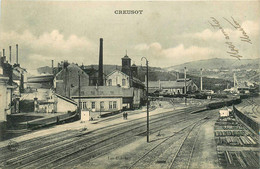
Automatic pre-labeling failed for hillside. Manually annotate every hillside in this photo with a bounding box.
[165,58,259,71]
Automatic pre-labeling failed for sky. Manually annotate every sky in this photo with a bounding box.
[0,0,259,70]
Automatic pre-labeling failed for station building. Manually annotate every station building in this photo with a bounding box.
[71,86,126,112]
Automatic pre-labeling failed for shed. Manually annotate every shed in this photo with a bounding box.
[219,109,229,117]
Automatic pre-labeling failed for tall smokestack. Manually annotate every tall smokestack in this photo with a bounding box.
[3,49,6,63]
[98,38,104,86]
[200,68,203,91]
[9,46,12,64]
[184,67,187,94]
[16,44,18,64]
[51,60,54,74]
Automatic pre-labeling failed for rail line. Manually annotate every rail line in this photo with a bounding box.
[2,106,205,169]
[53,116,205,169]
[0,106,200,166]
[33,111,206,169]
[168,117,207,169]
[127,117,208,169]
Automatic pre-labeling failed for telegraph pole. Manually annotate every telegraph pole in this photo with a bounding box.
[184,67,187,94]
[200,68,203,91]
[78,71,81,118]
[184,67,187,105]
[142,57,149,143]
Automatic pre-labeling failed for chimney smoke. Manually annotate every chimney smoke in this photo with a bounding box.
[98,38,104,86]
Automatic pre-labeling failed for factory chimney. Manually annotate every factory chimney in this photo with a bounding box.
[9,46,12,64]
[2,49,6,62]
[234,73,237,88]
[200,68,203,91]
[51,60,54,74]
[184,67,187,94]
[16,44,18,64]
[98,38,104,86]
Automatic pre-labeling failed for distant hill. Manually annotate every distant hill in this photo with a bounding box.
[37,64,164,76]
[37,66,53,74]
[165,58,259,71]
[37,63,232,91]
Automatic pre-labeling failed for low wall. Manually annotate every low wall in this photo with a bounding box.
[233,106,259,134]
[0,121,7,141]
[26,111,77,130]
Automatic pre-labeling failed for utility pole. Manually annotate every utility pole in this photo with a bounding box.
[9,46,11,64]
[51,60,54,75]
[142,57,149,143]
[200,68,203,91]
[184,67,187,105]
[78,71,81,118]
[184,67,187,94]
[16,44,18,64]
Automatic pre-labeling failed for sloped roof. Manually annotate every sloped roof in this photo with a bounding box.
[133,77,145,87]
[148,80,192,89]
[55,63,89,79]
[106,69,128,78]
[55,93,77,105]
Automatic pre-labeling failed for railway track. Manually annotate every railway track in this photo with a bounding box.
[62,116,206,169]
[1,106,206,169]
[0,106,194,164]
[168,117,206,169]
[32,110,206,169]
[127,117,208,169]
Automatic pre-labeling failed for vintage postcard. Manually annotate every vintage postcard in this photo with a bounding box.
[0,0,259,168]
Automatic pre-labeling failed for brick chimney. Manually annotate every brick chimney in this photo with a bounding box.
[98,38,104,86]
[2,49,6,63]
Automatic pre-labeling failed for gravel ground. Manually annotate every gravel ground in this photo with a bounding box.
[189,112,221,169]
[84,109,222,169]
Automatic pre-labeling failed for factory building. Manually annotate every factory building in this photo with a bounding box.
[148,78,198,95]
[106,53,145,109]
[54,63,89,98]
[71,86,125,112]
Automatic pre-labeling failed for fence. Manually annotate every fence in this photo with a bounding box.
[233,106,259,134]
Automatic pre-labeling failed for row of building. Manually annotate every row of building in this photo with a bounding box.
[0,39,201,126]
[25,38,145,115]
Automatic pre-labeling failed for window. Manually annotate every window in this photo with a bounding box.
[113,101,117,109]
[81,91,84,95]
[108,79,112,86]
[91,102,95,109]
[122,79,126,86]
[79,102,82,109]
[109,101,113,109]
[83,102,87,110]
[100,101,104,109]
